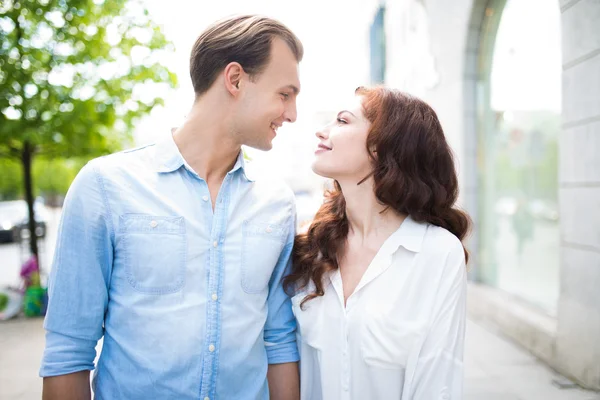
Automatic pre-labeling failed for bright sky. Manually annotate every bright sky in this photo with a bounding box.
[130,0,563,188]
[491,0,562,112]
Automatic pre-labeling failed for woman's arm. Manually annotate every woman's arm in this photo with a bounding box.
[408,241,467,399]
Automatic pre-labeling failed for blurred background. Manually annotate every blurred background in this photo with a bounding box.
[1,0,599,399]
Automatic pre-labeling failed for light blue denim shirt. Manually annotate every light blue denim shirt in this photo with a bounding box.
[40,134,299,399]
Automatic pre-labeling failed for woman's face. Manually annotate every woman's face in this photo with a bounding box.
[312,95,373,181]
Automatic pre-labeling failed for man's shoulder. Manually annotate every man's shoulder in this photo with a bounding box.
[88,143,158,175]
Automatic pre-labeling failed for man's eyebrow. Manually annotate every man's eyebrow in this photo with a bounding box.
[282,84,300,95]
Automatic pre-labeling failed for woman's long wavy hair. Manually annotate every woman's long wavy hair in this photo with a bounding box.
[284,86,472,306]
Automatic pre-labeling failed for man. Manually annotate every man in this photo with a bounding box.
[40,15,303,400]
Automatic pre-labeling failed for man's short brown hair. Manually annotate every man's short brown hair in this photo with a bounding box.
[190,15,304,96]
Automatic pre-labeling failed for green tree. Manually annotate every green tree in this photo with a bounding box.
[34,157,84,205]
[0,158,22,200]
[0,157,87,203]
[0,0,177,265]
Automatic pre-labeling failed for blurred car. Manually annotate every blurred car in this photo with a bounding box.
[494,196,518,216]
[0,199,48,243]
[494,196,559,222]
[528,199,559,222]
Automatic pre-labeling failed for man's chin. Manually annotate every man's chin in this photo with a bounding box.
[245,141,273,152]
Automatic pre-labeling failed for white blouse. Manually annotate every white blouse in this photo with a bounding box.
[292,216,467,400]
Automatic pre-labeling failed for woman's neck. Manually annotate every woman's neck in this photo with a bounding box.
[337,177,407,243]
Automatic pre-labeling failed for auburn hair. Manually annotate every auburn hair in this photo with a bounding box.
[285,86,471,306]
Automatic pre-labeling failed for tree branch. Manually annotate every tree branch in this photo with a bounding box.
[0,145,21,160]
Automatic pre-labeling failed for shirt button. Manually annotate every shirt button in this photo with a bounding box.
[211,293,218,301]
[204,397,210,400]
[209,344,215,352]
[202,195,209,202]
[150,220,158,228]
[213,241,218,248]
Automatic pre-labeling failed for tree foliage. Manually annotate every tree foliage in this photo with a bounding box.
[0,0,177,262]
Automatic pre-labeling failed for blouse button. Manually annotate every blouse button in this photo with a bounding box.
[440,388,450,400]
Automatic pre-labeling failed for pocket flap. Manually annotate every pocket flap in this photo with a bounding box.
[119,214,185,234]
[243,220,286,240]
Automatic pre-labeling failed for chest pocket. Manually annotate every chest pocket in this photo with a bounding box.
[241,220,287,294]
[360,311,426,369]
[120,214,186,295]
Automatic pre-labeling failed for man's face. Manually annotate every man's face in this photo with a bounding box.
[234,37,301,151]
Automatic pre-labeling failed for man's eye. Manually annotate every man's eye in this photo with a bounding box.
[337,118,347,124]
[281,93,290,99]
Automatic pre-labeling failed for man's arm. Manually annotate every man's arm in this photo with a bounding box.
[264,202,300,400]
[43,371,91,400]
[267,362,299,400]
[40,161,114,399]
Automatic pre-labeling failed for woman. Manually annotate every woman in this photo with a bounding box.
[285,86,471,399]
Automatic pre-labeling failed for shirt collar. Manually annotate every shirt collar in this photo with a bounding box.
[382,215,427,255]
[153,134,184,173]
[153,133,254,182]
[329,215,427,299]
[229,150,255,182]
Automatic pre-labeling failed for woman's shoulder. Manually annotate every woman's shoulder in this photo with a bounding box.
[420,223,465,258]
[413,224,467,282]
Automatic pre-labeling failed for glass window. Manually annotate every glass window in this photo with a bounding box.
[479,0,561,314]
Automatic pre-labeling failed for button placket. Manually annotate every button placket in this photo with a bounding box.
[200,174,234,399]
[342,315,350,391]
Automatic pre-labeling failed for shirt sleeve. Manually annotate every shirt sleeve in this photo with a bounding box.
[409,240,467,400]
[263,202,300,364]
[39,161,114,377]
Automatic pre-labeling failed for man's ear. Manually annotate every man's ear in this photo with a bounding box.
[224,62,244,96]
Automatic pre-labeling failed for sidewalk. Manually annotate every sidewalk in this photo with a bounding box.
[0,317,598,399]
[464,320,599,400]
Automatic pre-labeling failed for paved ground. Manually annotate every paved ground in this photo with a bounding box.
[1,316,598,399]
[463,319,599,400]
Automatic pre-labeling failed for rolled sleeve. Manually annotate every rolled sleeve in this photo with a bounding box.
[263,208,299,365]
[40,331,98,377]
[40,161,114,377]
